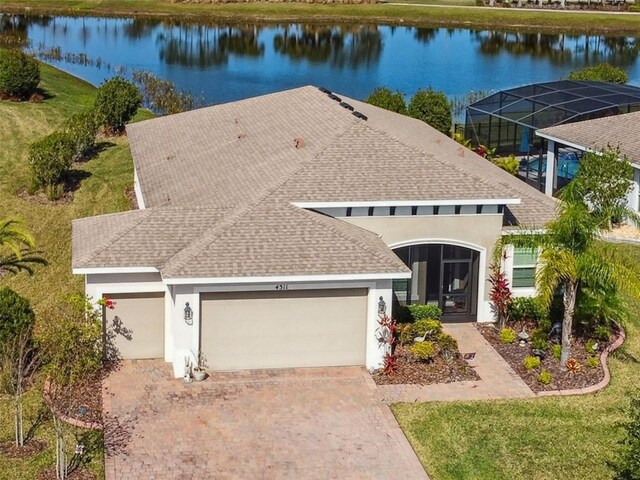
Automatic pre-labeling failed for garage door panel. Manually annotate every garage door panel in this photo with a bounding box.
[201,289,367,371]
[104,292,164,360]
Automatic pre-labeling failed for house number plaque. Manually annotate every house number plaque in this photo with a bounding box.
[274,284,289,290]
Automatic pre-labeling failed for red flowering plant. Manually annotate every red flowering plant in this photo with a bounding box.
[97,295,116,310]
[376,312,398,376]
[489,261,512,330]
[474,144,497,160]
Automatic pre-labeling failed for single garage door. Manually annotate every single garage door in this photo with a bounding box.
[103,292,164,360]
[200,289,368,371]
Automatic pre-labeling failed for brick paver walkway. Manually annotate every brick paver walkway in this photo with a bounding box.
[376,323,534,403]
[102,363,428,479]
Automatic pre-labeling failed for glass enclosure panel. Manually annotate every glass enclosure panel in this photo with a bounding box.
[443,295,468,315]
[442,261,471,295]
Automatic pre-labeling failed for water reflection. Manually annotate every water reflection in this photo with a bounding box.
[273,25,381,68]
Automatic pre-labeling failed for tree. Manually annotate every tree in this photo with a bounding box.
[407,88,452,136]
[567,63,628,84]
[0,49,40,100]
[365,87,406,114]
[0,218,46,275]
[499,180,640,368]
[0,330,45,448]
[571,147,637,230]
[94,76,142,134]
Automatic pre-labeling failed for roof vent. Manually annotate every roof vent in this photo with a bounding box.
[340,102,354,111]
[318,87,331,94]
[328,93,341,102]
[294,137,305,149]
[352,111,368,121]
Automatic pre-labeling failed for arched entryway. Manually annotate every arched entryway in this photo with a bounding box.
[392,243,480,322]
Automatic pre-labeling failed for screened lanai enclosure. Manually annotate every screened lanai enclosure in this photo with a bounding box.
[464,81,640,191]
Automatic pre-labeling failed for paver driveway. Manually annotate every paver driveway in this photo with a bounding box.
[102,362,428,479]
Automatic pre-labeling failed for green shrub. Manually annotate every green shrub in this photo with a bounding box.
[28,131,74,200]
[567,63,628,84]
[365,87,406,114]
[587,356,600,369]
[499,327,517,344]
[530,329,549,351]
[0,49,40,100]
[396,323,414,346]
[94,76,142,134]
[64,108,99,161]
[0,287,35,348]
[537,369,552,385]
[410,341,436,361]
[494,155,519,176]
[523,356,541,370]
[585,339,598,355]
[609,394,640,479]
[552,344,562,360]
[539,317,552,334]
[437,333,459,352]
[407,87,452,136]
[408,304,443,321]
[411,318,443,340]
[508,297,545,323]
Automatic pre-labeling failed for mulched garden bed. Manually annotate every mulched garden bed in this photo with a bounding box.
[0,439,47,458]
[477,322,613,393]
[45,373,104,428]
[372,345,480,385]
[37,467,96,480]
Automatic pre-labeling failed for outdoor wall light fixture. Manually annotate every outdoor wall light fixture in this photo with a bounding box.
[184,302,193,325]
[378,296,386,316]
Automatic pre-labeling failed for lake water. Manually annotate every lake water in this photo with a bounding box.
[2,14,640,107]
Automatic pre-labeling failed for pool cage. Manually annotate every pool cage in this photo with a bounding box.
[464,81,640,191]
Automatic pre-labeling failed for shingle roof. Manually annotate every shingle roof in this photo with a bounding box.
[73,86,558,276]
[537,110,640,166]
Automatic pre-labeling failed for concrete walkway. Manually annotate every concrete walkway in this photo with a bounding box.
[376,323,534,403]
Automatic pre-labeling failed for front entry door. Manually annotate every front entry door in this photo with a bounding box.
[440,259,472,321]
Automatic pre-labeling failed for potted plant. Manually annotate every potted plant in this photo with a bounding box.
[193,352,208,382]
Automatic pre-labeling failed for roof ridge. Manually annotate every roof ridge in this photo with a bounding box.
[73,209,152,267]
[162,118,361,277]
[293,207,409,272]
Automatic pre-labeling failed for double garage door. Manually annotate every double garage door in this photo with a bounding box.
[200,289,368,371]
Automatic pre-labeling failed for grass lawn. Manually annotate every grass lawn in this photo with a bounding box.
[0,62,153,479]
[2,0,640,34]
[393,243,640,480]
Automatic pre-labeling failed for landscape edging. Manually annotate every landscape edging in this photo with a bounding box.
[42,379,103,431]
[536,324,626,397]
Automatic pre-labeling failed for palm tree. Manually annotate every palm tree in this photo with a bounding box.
[0,218,46,275]
[498,182,640,368]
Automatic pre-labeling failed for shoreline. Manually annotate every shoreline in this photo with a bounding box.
[3,1,640,34]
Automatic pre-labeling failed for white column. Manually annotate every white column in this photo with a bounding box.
[366,280,392,371]
[544,140,556,196]
[628,168,640,213]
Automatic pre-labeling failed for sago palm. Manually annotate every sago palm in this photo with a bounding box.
[498,182,640,368]
[0,218,46,275]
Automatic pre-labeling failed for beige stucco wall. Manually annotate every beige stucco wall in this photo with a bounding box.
[341,214,504,302]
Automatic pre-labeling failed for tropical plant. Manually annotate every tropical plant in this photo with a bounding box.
[453,132,471,149]
[365,86,406,114]
[489,263,512,329]
[94,76,142,134]
[566,358,581,373]
[523,356,541,370]
[0,218,46,275]
[407,87,452,136]
[552,344,562,360]
[586,356,600,369]
[508,296,545,324]
[567,63,628,84]
[0,48,40,99]
[537,369,551,385]
[497,177,640,369]
[494,155,519,176]
[376,313,397,376]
